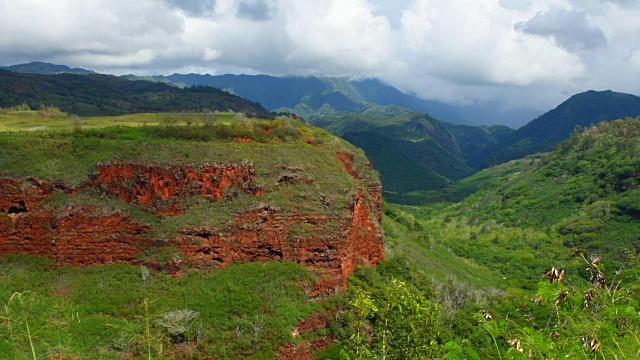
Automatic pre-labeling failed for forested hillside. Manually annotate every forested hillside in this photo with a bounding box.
[161,74,464,123]
[313,106,511,201]
[0,70,269,117]
[0,61,94,75]
[478,90,640,166]
[393,116,640,358]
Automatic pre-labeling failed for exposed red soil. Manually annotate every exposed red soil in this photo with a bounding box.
[0,157,383,294]
[175,187,383,294]
[88,162,261,214]
[277,313,333,360]
[0,177,66,214]
[0,205,150,265]
[303,138,319,146]
[335,152,360,179]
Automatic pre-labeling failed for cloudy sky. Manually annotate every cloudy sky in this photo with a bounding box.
[1,0,639,119]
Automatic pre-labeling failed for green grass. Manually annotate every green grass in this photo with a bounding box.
[0,110,246,132]
[0,111,381,358]
[0,254,319,359]
[382,203,501,290]
[403,118,640,289]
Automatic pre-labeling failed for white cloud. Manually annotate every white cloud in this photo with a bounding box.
[391,0,585,105]
[202,48,221,61]
[515,8,607,51]
[282,0,395,75]
[0,0,638,120]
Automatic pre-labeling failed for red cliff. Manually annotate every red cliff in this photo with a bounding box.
[0,156,383,293]
[89,162,262,214]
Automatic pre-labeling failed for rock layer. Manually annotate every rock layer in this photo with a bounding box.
[0,157,383,293]
[89,162,262,214]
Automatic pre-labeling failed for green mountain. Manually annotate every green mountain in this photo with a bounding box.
[161,73,464,122]
[478,90,640,166]
[312,106,511,201]
[0,69,269,116]
[334,116,640,359]
[0,61,95,75]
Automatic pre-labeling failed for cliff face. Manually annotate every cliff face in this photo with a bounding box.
[0,155,383,293]
[0,205,150,265]
[176,187,382,293]
[89,162,262,214]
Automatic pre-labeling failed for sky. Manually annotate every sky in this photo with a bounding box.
[1,0,639,120]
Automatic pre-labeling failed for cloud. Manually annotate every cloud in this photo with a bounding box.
[163,0,216,16]
[0,0,183,67]
[0,0,639,122]
[498,0,533,10]
[396,0,585,88]
[515,8,608,51]
[603,0,639,8]
[235,0,277,21]
[282,0,395,75]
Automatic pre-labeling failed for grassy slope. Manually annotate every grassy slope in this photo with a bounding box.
[0,110,512,359]
[0,254,318,359]
[0,115,378,251]
[381,203,501,290]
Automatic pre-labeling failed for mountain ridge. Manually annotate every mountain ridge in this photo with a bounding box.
[0,61,95,75]
[0,69,270,116]
[476,90,640,166]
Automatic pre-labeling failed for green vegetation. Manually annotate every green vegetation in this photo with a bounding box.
[478,90,640,166]
[364,117,640,357]
[0,61,95,75]
[156,74,461,123]
[3,81,640,358]
[312,108,510,201]
[0,69,269,117]
[0,254,319,359]
[318,116,640,358]
[0,110,380,358]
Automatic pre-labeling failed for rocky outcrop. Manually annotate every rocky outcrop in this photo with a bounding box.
[0,205,150,265]
[175,188,383,293]
[276,313,331,360]
[0,156,383,293]
[0,177,66,214]
[88,162,262,214]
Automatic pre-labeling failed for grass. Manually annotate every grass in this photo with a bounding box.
[382,203,502,290]
[0,254,320,359]
[0,110,239,132]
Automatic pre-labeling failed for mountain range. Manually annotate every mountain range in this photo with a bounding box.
[476,90,640,166]
[2,62,540,126]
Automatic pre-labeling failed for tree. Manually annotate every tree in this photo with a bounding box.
[70,114,82,132]
[342,279,441,359]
